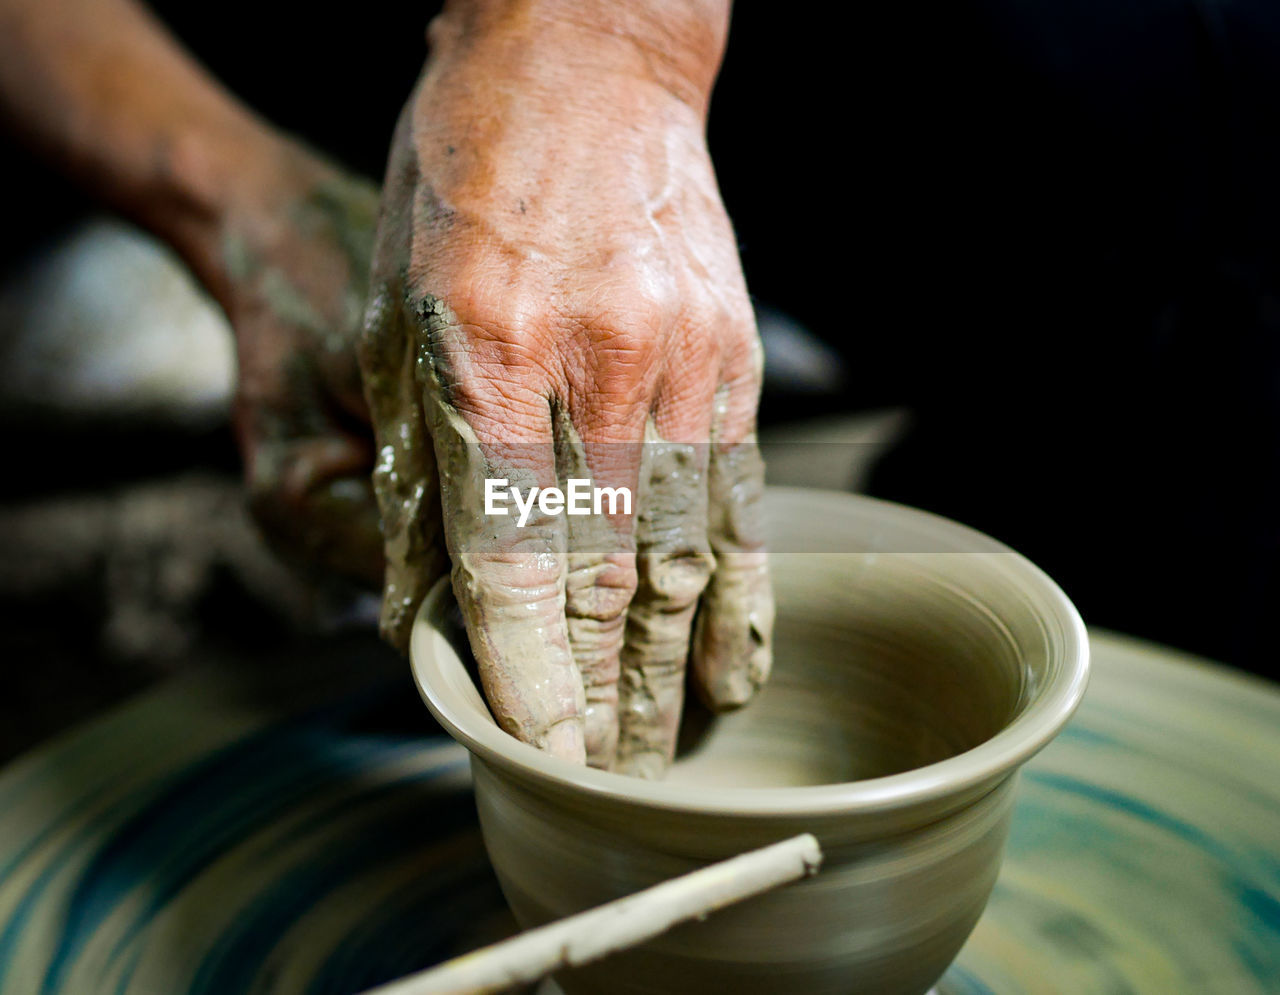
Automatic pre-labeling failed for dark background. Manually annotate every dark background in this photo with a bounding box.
[3,1,1278,681]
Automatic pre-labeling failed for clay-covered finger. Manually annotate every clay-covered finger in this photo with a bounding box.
[358,276,448,650]
[417,301,585,761]
[564,543,636,768]
[692,433,774,709]
[356,100,449,649]
[557,411,641,769]
[614,426,714,778]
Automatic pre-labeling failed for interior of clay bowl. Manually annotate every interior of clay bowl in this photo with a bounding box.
[667,552,1031,787]
[411,488,1088,815]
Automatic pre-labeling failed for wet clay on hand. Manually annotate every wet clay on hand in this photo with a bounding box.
[363,290,774,777]
[358,2,772,776]
[219,169,386,587]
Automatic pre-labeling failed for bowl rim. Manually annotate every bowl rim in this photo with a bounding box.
[410,488,1090,818]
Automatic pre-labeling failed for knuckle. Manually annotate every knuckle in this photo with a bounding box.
[444,366,543,420]
[671,318,720,367]
[457,307,538,349]
[455,552,564,613]
[569,576,636,623]
[432,265,541,346]
[567,555,637,621]
[592,322,660,364]
[639,548,714,609]
[578,314,664,392]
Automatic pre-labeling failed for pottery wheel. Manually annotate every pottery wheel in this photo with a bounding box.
[0,631,1275,993]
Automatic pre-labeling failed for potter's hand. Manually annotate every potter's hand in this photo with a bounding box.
[0,0,383,586]
[212,154,384,587]
[360,0,773,775]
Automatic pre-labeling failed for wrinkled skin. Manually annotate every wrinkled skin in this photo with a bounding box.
[359,9,774,776]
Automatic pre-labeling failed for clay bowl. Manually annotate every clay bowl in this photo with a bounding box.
[411,488,1089,994]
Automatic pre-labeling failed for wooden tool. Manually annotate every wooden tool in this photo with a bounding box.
[359,833,823,995]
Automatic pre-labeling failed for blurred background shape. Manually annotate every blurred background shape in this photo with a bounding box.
[0,218,234,427]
